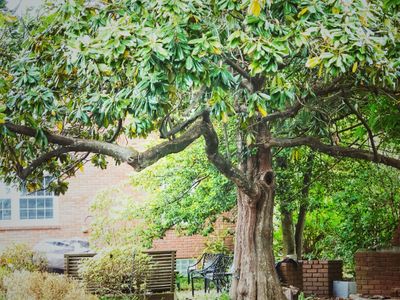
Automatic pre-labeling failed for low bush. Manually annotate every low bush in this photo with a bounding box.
[79,246,150,297]
[0,244,47,272]
[2,270,97,300]
[0,267,11,293]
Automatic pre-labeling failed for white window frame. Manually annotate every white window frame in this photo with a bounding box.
[0,198,12,220]
[0,179,59,228]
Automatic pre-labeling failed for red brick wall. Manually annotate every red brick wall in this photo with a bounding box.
[152,219,235,259]
[301,260,343,297]
[152,230,206,259]
[0,160,233,259]
[0,163,132,249]
[355,251,400,297]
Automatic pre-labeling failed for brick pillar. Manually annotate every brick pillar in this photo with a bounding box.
[392,221,400,246]
[279,261,303,290]
[301,260,343,297]
[355,251,400,297]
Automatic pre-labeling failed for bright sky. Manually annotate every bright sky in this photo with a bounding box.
[6,0,43,15]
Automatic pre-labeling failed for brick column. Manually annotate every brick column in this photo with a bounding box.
[301,260,343,297]
[391,221,400,247]
[279,261,303,290]
[355,251,400,297]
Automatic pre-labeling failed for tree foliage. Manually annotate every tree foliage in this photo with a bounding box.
[302,160,400,270]
[0,1,399,297]
[132,138,236,240]
[0,0,398,191]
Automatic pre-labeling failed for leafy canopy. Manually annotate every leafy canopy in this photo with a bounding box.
[0,0,399,193]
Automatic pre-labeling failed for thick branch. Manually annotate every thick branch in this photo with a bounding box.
[202,114,259,198]
[2,121,204,175]
[267,136,400,170]
[129,120,204,170]
[4,122,74,145]
[4,122,136,160]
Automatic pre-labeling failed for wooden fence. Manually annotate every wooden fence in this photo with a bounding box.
[64,250,176,300]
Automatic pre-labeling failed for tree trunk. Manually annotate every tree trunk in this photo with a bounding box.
[281,205,296,257]
[294,154,314,259]
[230,144,285,300]
[294,205,306,259]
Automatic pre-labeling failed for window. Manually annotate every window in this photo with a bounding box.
[176,258,197,275]
[19,177,54,220]
[0,199,11,220]
[19,198,53,220]
[0,177,58,226]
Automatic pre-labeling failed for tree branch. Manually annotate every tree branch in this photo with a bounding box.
[107,119,123,142]
[17,147,69,179]
[224,57,255,92]
[201,114,259,198]
[129,120,204,170]
[267,136,400,170]
[258,79,349,123]
[4,122,74,145]
[263,101,302,122]
[159,110,206,139]
[225,57,251,81]
[2,121,204,175]
[342,98,378,160]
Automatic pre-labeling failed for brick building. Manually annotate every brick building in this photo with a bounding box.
[0,160,233,273]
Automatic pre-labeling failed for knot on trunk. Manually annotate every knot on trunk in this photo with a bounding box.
[261,170,274,186]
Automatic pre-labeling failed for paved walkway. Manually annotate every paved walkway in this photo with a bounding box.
[176,290,225,300]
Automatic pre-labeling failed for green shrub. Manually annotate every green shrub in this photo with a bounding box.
[2,270,97,300]
[0,244,47,272]
[79,246,150,297]
[0,266,11,293]
[203,229,233,255]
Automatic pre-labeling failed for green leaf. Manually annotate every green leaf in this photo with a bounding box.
[185,56,193,70]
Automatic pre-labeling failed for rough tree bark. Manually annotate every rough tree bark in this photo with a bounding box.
[294,205,307,260]
[281,205,296,257]
[230,125,286,300]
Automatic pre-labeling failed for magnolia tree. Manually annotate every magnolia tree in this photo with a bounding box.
[1,0,400,299]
